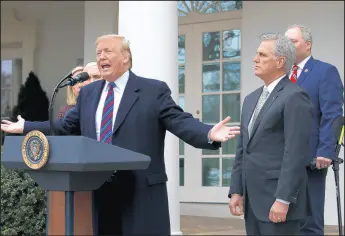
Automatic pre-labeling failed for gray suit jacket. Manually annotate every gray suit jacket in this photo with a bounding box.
[229,76,314,222]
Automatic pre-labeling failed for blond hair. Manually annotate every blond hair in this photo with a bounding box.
[95,34,132,69]
[66,66,83,105]
[66,86,77,105]
[84,62,97,68]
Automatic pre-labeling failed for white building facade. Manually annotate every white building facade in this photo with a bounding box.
[1,1,344,233]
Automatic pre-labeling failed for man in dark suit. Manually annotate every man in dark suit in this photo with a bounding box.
[228,33,314,235]
[1,34,240,235]
[285,24,344,235]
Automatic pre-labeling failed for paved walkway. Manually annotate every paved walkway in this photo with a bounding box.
[181,215,343,235]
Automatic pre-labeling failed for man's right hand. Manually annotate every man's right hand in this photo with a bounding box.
[1,115,25,134]
[229,193,244,216]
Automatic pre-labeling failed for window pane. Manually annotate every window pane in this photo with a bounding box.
[178,1,243,16]
[202,148,220,155]
[202,63,220,92]
[222,94,240,122]
[202,32,220,61]
[223,62,240,91]
[178,95,185,156]
[179,158,184,186]
[179,95,185,110]
[222,137,237,155]
[179,138,184,155]
[178,35,185,64]
[202,158,220,186]
[223,30,241,59]
[202,95,220,123]
[1,89,12,117]
[222,158,234,187]
[203,2,218,14]
[2,60,12,88]
[179,65,185,93]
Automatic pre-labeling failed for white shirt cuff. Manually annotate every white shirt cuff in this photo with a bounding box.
[276,198,290,205]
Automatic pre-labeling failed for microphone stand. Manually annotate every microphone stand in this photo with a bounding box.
[48,72,72,135]
[48,71,76,235]
[333,125,344,236]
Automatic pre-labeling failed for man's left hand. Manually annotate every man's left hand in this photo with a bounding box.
[209,116,240,142]
[269,200,289,223]
[316,157,332,169]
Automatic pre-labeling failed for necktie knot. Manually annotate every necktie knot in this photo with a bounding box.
[293,64,298,71]
[108,82,116,90]
[262,87,269,98]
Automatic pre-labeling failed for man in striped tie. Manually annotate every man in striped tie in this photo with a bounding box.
[1,34,241,235]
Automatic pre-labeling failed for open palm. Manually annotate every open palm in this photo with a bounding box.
[209,116,240,142]
[1,115,25,134]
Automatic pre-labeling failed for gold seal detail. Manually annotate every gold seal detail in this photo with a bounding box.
[21,130,49,170]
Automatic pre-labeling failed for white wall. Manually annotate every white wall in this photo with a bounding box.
[241,1,344,226]
[1,1,85,117]
[84,1,118,64]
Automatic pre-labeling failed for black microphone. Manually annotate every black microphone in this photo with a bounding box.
[58,72,90,88]
[48,71,89,135]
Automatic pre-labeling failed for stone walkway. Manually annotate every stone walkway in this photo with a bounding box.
[181,215,343,235]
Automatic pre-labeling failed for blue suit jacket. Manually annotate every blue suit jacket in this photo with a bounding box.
[297,56,344,163]
[23,70,221,234]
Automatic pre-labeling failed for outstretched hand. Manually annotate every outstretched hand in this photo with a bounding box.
[1,115,25,134]
[209,116,240,142]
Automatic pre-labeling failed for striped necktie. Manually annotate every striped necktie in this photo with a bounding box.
[290,64,298,83]
[100,82,116,144]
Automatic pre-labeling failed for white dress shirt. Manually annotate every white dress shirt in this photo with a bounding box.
[95,70,129,141]
[289,55,311,79]
[248,74,290,205]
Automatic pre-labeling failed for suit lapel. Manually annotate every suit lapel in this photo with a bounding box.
[248,76,289,142]
[90,80,106,140]
[112,70,140,134]
[297,56,316,85]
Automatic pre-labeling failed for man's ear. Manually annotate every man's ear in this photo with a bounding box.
[277,56,286,70]
[123,51,130,64]
[306,40,312,52]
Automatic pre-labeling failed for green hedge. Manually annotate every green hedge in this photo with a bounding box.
[1,164,47,235]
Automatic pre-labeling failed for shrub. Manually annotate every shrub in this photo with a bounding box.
[1,71,49,235]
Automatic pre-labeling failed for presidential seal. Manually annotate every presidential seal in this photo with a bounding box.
[22,130,49,170]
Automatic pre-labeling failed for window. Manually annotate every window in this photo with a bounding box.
[201,29,241,187]
[178,1,243,16]
[1,59,22,118]
[178,35,186,186]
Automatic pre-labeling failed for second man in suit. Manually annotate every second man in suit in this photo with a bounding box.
[228,33,314,235]
[285,24,344,235]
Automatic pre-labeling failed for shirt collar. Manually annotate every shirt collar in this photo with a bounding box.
[104,70,129,92]
[265,74,286,94]
[296,55,311,70]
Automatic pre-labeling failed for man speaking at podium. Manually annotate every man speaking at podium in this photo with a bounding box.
[1,34,240,235]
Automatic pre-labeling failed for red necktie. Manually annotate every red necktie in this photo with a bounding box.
[290,64,298,83]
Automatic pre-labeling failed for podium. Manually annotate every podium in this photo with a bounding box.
[1,134,151,235]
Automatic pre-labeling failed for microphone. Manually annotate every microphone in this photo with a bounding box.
[48,71,89,135]
[58,72,90,88]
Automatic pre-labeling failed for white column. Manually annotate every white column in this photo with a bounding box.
[84,1,119,64]
[118,1,181,235]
